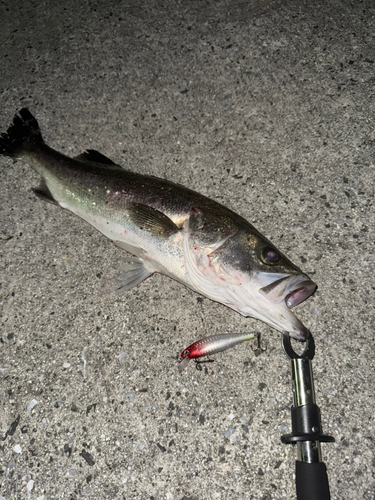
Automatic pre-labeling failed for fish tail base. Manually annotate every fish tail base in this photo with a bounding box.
[0,108,43,157]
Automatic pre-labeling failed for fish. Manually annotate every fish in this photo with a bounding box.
[179,332,255,372]
[0,109,316,340]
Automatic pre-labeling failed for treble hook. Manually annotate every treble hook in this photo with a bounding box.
[251,332,267,354]
[194,358,215,371]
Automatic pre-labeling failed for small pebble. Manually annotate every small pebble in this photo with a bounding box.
[224,428,235,439]
[27,399,37,411]
[118,352,127,363]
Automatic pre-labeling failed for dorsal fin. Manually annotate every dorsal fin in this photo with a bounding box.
[75,149,117,166]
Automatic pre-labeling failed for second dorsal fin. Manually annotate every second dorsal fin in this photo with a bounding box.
[75,149,117,166]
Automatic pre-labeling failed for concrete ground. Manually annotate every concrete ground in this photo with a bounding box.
[0,0,374,498]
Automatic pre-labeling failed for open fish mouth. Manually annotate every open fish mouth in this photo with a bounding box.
[285,280,317,309]
[253,273,317,341]
[258,273,316,308]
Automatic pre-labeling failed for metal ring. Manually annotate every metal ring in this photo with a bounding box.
[282,331,315,360]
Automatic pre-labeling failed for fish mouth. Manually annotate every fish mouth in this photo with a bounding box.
[284,280,317,309]
[259,274,316,309]
[255,273,317,341]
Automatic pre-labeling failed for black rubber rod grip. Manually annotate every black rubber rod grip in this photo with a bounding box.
[296,461,331,500]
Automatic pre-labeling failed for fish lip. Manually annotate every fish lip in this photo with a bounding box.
[285,280,317,309]
[288,325,310,341]
[281,277,316,341]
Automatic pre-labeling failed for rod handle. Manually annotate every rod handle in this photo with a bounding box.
[296,461,331,500]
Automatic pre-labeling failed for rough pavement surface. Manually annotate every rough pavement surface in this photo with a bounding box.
[0,0,374,499]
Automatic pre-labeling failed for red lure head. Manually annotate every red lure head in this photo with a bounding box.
[180,347,193,360]
[181,337,212,361]
[180,341,203,360]
[179,345,198,372]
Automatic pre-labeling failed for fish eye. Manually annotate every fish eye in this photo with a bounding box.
[183,349,190,357]
[261,247,282,265]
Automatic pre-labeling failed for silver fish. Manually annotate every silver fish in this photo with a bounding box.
[0,109,316,340]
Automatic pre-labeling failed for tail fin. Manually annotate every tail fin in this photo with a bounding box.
[0,108,44,157]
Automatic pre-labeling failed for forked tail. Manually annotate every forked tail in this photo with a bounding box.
[0,108,43,157]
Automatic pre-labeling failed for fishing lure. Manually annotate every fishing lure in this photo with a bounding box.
[179,332,255,371]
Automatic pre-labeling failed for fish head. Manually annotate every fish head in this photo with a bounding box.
[223,231,317,340]
[186,224,317,341]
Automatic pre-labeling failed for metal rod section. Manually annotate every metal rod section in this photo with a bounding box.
[297,439,322,464]
[291,357,316,407]
[291,356,322,463]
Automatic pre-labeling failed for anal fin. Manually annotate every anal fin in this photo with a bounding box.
[100,257,153,297]
[32,179,57,204]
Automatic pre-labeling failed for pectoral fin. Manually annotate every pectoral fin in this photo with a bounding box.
[127,203,180,238]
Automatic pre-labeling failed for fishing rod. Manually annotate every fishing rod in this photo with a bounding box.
[281,331,334,500]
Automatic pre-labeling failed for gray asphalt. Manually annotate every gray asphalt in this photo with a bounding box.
[0,1,374,499]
